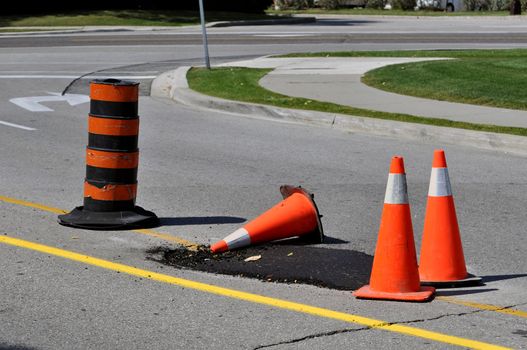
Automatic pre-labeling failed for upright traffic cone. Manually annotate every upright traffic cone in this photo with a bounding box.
[354,156,435,302]
[419,150,481,287]
[210,185,324,253]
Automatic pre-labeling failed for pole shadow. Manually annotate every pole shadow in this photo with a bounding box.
[0,344,38,350]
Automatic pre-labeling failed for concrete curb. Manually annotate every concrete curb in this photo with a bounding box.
[151,66,527,157]
[0,16,316,36]
[0,26,179,36]
[208,17,316,27]
[293,13,527,21]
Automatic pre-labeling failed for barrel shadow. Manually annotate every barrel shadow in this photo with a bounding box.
[158,216,246,226]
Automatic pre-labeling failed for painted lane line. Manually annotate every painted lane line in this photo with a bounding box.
[10,92,89,112]
[0,194,198,249]
[0,120,37,131]
[0,195,66,214]
[0,75,157,79]
[1,194,525,319]
[253,34,311,37]
[134,229,199,251]
[0,235,509,350]
[437,297,527,318]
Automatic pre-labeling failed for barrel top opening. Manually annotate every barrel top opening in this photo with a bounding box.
[91,78,139,87]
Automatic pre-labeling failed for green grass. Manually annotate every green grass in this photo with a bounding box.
[280,49,527,110]
[0,28,52,32]
[187,67,527,137]
[268,8,510,16]
[0,10,276,27]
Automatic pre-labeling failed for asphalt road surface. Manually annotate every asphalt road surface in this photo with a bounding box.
[0,17,526,350]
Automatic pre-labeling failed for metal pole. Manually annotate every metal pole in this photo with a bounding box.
[198,0,211,69]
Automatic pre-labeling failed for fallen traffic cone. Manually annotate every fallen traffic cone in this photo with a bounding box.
[419,150,482,287]
[354,156,435,302]
[210,185,324,254]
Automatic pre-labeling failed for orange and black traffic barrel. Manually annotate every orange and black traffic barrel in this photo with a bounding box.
[58,79,158,229]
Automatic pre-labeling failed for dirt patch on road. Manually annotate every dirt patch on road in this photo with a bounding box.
[148,240,373,291]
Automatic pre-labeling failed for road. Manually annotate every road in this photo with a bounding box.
[0,16,526,350]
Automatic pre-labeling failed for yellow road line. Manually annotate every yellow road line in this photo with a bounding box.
[1,194,524,323]
[0,195,66,214]
[134,229,199,251]
[437,296,527,318]
[0,235,509,350]
[0,194,200,250]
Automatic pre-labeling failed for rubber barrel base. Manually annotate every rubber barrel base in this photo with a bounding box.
[58,206,158,230]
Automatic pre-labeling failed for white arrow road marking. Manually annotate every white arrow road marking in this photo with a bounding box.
[0,120,37,131]
[9,92,89,112]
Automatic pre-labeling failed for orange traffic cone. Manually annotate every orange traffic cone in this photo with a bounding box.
[419,150,481,287]
[354,156,435,302]
[210,185,323,253]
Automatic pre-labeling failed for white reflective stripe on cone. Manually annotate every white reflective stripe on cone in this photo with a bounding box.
[384,173,409,204]
[224,227,251,250]
[428,167,452,197]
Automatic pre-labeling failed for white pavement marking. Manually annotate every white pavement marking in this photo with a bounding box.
[253,34,312,37]
[9,92,89,112]
[0,75,157,79]
[0,120,36,131]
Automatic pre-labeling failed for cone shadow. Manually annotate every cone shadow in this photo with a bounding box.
[480,274,527,283]
[158,216,246,226]
[275,235,349,246]
[436,288,498,296]
[149,239,372,291]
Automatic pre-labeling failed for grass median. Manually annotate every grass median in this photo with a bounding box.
[281,49,527,111]
[0,10,275,27]
[187,66,527,137]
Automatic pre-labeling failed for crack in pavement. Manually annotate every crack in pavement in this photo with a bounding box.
[253,327,370,350]
[252,303,527,350]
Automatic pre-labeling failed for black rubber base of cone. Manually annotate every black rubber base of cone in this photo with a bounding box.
[280,185,324,244]
[58,206,158,230]
[420,274,483,288]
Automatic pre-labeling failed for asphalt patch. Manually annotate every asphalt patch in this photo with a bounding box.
[148,240,373,291]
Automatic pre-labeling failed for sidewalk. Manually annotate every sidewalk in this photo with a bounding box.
[151,58,527,156]
[219,57,527,129]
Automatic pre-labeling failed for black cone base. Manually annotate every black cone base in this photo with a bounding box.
[280,185,324,244]
[420,274,483,288]
[58,206,158,230]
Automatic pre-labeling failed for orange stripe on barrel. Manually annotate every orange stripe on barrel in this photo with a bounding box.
[86,149,139,169]
[88,116,139,136]
[90,82,138,102]
[84,182,137,201]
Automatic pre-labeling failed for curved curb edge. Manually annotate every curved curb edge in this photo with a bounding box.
[151,66,527,157]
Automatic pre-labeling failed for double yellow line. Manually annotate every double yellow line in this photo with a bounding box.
[0,195,199,250]
[0,235,509,350]
[0,194,523,349]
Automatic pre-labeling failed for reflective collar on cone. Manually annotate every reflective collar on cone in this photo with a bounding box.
[223,228,251,250]
[384,173,409,204]
[428,168,452,197]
